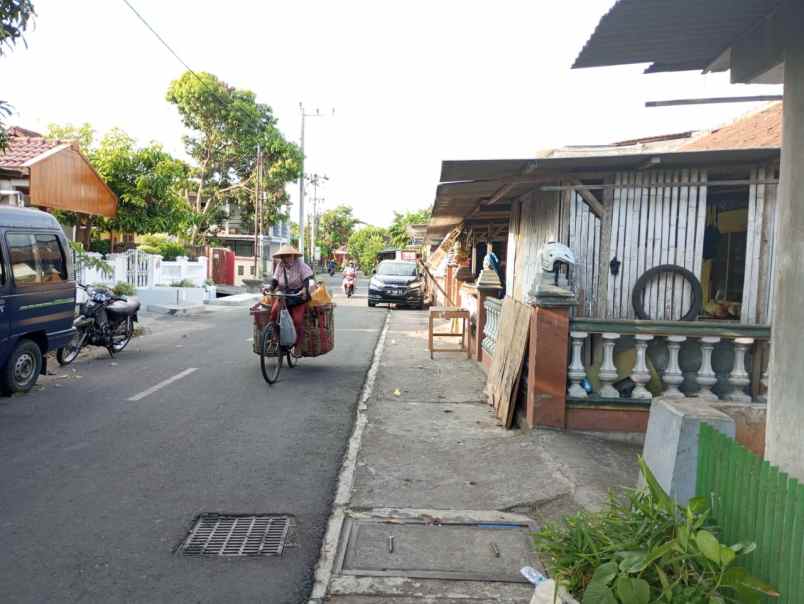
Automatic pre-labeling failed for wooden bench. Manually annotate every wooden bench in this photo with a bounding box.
[428,307,471,359]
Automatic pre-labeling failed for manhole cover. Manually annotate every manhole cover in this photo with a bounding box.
[178,514,292,557]
[335,518,536,582]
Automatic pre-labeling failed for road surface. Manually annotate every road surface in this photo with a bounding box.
[0,276,382,604]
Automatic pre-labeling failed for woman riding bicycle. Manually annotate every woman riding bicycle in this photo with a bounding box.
[266,245,314,355]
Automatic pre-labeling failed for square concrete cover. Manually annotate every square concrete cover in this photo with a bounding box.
[337,519,534,583]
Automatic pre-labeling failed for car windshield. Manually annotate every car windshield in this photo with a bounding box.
[376,262,416,277]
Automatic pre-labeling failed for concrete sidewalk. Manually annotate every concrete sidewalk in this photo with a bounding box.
[312,310,640,604]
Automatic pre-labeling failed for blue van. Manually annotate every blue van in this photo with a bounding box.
[0,207,76,394]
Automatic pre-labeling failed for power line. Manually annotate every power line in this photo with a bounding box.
[120,0,249,118]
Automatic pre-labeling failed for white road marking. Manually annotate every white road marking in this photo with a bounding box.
[127,368,198,402]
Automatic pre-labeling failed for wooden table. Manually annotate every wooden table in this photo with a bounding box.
[428,307,471,359]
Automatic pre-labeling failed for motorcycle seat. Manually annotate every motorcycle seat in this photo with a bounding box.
[107,297,141,317]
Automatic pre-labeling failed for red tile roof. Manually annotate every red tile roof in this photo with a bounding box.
[680,102,782,151]
[0,134,66,171]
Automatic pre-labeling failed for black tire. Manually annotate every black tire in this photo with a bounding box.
[631,264,703,321]
[368,301,376,308]
[57,329,84,366]
[2,339,42,395]
[108,318,133,356]
[260,324,282,384]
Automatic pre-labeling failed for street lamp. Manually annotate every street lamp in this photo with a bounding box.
[298,104,334,262]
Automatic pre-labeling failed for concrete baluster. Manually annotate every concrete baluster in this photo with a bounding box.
[567,331,588,398]
[728,338,754,403]
[662,336,687,399]
[631,335,654,399]
[759,362,769,404]
[696,337,720,401]
[599,333,620,399]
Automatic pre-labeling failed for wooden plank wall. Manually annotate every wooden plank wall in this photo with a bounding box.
[512,190,562,303]
[744,166,779,324]
[559,190,601,317]
[604,170,708,320]
[29,147,117,217]
[506,200,521,297]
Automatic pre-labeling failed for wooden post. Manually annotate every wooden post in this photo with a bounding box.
[525,305,571,429]
[476,289,488,361]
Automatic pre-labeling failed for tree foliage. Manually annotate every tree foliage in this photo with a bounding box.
[348,226,389,272]
[0,0,35,150]
[165,71,302,244]
[47,122,95,151]
[317,205,357,260]
[91,129,191,236]
[387,208,431,249]
[0,0,34,55]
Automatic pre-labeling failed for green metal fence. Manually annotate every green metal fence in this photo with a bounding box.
[697,424,804,603]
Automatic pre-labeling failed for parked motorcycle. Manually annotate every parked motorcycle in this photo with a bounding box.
[56,284,141,366]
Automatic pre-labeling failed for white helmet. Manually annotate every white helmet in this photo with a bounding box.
[541,241,576,273]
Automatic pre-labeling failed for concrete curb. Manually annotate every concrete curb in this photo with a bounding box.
[146,304,207,316]
[206,293,261,307]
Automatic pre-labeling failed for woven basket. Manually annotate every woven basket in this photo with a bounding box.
[300,304,335,357]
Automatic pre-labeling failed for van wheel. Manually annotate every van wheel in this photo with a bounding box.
[2,340,43,395]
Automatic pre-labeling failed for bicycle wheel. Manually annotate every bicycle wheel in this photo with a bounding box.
[260,324,283,384]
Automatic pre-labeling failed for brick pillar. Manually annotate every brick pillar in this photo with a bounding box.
[525,305,571,429]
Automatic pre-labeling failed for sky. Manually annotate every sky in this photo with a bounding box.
[1,0,783,228]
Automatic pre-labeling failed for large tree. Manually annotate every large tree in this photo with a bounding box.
[165,71,302,244]
[0,0,35,150]
[48,125,191,242]
[317,204,357,260]
[348,226,389,272]
[92,129,191,238]
[388,208,431,249]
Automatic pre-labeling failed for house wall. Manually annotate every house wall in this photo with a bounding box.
[29,146,117,217]
[559,190,602,317]
[508,190,562,303]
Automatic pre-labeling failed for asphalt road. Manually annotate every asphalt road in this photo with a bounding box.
[0,278,384,604]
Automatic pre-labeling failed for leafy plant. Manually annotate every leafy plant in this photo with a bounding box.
[69,241,113,275]
[534,457,778,604]
[112,281,135,297]
[169,279,196,288]
[138,234,186,261]
[348,226,389,272]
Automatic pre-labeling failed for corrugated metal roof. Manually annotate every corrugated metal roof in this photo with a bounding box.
[573,0,781,72]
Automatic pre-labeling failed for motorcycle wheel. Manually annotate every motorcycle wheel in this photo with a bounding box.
[57,330,84,366]
[108,318,133,356]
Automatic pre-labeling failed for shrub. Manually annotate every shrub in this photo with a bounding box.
[138,234,186,261]
[533,458,778,604]
[89,239,111,255]
[112,282,136,297]
[169,279,196,288]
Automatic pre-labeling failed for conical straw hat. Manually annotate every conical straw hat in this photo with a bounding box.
[274,244,302,257]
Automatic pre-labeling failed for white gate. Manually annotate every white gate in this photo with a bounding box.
[126,249,151,288]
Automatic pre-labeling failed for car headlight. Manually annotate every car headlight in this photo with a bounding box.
[408,280,423,289]
[370,278,383,289]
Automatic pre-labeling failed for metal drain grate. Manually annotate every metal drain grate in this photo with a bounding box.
[179,514,291,557]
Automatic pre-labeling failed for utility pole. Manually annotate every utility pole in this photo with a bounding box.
[253,144,261,278]
[306,173,328,268]
[298,103,333,262]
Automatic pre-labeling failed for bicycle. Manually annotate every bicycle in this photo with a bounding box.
[259,291,301,384]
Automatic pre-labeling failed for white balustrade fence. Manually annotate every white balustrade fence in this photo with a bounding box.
[566,319,771,404]
[482,297,503,356]
[73,250,208,289]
